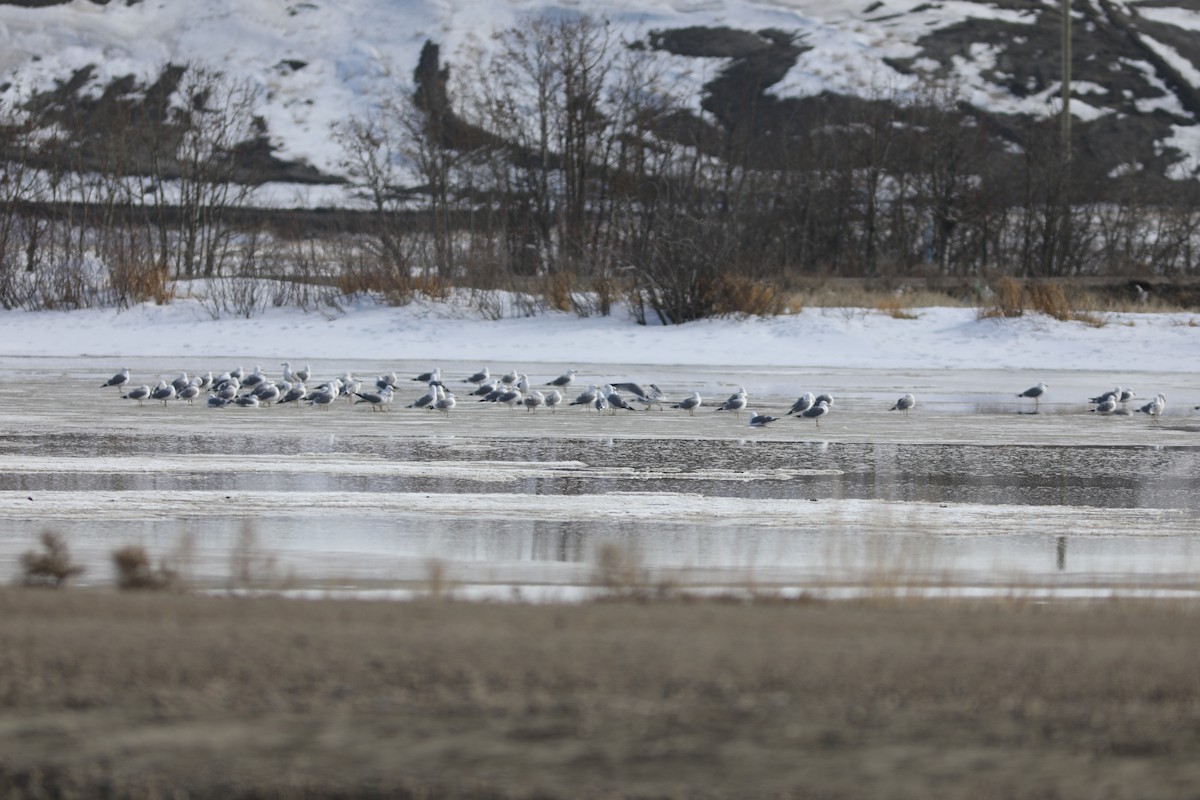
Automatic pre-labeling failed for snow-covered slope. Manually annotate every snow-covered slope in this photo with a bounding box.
[2,0,1199,183]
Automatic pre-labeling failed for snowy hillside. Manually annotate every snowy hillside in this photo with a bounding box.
[3,0,1200,188]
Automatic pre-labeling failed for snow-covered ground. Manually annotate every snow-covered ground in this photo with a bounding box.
[2,294,1198,375]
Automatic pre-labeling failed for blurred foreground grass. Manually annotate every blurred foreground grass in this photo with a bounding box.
[2,588,1199,799]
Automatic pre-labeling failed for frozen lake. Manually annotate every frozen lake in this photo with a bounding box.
[2,356,1200,599]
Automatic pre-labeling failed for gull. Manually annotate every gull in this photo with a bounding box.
[1018,382,1048,409]
[413,367,441,383]
[215,381,239,401]
[177,384,201,405]
[278,382,307,406]
[149,380,176,405]
[255,382,281,406]
[121,385,150,404]
[748,410,778,428]
[102,367,131,390]
[465,367,490,385]
[281,362,297,384]
[815,393,835,407]
[498,386,523,410]
[293,364,311,383]
[570,384,601,409]
[547,369,577,388]
[234,394,260,408]
[1089,387,1120,404]
[355,385,395,412]
[340,373,362,400]
[308,385,337,410]
[471,380,499,397]
[1137,393,1166,422]
[1091,396,1117,416]
[500,368,519,386]
[787,392,816,416]
[170,371,190,394]
[408,383,439,409]
[672,391,702,416]
[544,389,563,412]
[434,387,457,414]
[207,395,231,408]
[1118,387,1136,404]
[716,388,748,416]
[196,372,214,391]
[376,371,399,390]
[229,366,245,381]
[479,384,508,403]
[523,389,546,411]
[593,392,608,413]
[613,382,667,408]
[605,385,637,413]
[890,394,916,416]
[241,366,267,389]
[797,400,830,427]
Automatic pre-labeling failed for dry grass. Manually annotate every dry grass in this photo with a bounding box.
[2,589,1200,799]
[977,278,1108,326]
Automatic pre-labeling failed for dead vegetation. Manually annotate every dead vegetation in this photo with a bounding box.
[18,531,84,588]
[977,276,1108,326]
[1,589,1199,799]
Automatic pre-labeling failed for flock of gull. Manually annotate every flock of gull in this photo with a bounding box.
[100,365,1190,426]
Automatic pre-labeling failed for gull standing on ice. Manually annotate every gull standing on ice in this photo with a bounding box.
[798,400,831,427]
[465,367,490,385]
[605,385,637,413]
[122,385,150,404]
[716,388,748,416]
[278,382,307,406]
[434,387,457,414]
[103,367,130,390]
[547,369,577,388]
[1137,393,1166,422]
[570,384,601,409]
[544,389,563,412]
[787,392,815,416]
[408,383,439,410]
[177,383,201,405]
[498,386,524,410]
[523,389,546,412]
[1018,382,1048,410]
[355,385,394,412]
[890,394,916,416]
[672,391,702,416]
[1091,396,1118,416]
[149,380,176,405]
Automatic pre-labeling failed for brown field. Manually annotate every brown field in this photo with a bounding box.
[2,589,1200,799]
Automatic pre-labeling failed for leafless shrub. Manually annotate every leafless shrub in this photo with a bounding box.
[19,531,85,588]
[112,545,179,591]
[467,287,506,320]
[978,278,1106,326]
